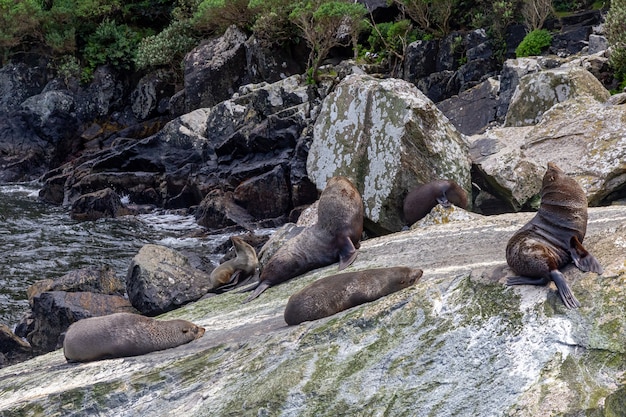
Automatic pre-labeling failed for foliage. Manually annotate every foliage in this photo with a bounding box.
[393,0,457,36]
[249,0,298,47]
[365,20,419,75]
[515,28,552,57]
[521,0,555,30]
[289,0,367,83]
[0,0,42,63]
[191,0,255,33]
[54,54,81,84]
[135,19,197,71]
[83,19,142,73]
[605,0,626,82]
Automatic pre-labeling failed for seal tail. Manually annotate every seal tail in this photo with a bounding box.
[549,270,581,309]
[569,236,603,274]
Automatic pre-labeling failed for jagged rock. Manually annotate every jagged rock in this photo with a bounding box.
[496,58,542,121]
[437,78,499,135]
[195,189,256,230]
[70,188,132,221]
[126,244,214,316]
[243,36,306,84]
[183,25,248,112]
[0,62,50,114]
[0,206,624,415]
[26,265,125,306]
[307,74,471,234]
[73,65,127,122]
[0,324,32,368]
[130,70,175,121]
[0,112,49,182]
[233,165,291,220]
[504,66,610,127]
[470,95,626,210]
[26,291,136,354]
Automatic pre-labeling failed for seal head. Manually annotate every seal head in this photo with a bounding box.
[403,180,468,225]
[209,236,259,290]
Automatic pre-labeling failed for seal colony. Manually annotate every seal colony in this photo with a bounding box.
[243,176,364,303]
[284,267,424,325]
[63,313,205,362]
[505,162,603,308]
[403,179,468,225]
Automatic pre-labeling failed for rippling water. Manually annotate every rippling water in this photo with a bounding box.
[0,184,225,329]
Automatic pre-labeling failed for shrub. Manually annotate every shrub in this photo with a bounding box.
[249,0,297,47]
[0,0,42,62]
[515,28,552,57]
[605,0,626,82]
[191,0,255,33]
[83,19,141,73]
[135,20,197,71]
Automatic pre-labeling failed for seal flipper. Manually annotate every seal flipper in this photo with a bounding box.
[337,236,358,270]
[436,194,451,208]
[242,281,271,303]
[570,236,603,274]
[506,276,550,286]
[549,270,581,309]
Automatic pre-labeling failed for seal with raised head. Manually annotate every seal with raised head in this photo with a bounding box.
[243,176,364,303]
[284,266,423,325]
[63,312,205,362]
[403,179,468,225]
[506,162,603,308]
[209,236,259,290]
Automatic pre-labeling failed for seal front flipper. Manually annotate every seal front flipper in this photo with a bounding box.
[242,281,271,303]
[507,276,550,286]
[436,194,451,208]
[549,270,581,309]
[337,235,358,270]
[569,236,603,274]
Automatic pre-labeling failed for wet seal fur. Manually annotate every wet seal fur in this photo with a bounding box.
[209,236,259,290]
[63,312,205,362]
[243,176,364,303]
[284,267,423,325]
[506,162,603,308]
[403,180,468,225]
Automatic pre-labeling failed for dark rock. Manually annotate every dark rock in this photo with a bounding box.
[244,36,306,84]
[234,165,291,220]
[0,112,49,182]
[549,26,592,56]
[0,62,50,114]
[195,189,255,230]
[126,244,214,316]
[415,70,458,103]
[130,70,176,121]
[184,25,249,112]
[74,65,127,122]
[0,323,32,367]
[70,187,132,221]
[27,291,136,353]
[404,40,439,81]
[27,265,125,306]
[437,79,499,135]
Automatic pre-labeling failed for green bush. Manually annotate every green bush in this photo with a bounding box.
[249,0,297,47]
[83,19,141,73]
[135,20,197,71]
[0,0,42,62]
[605,0,626,83]
[192,0,255,33]
[515,29,552,57]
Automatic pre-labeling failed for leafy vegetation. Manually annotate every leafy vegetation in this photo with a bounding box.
[0,0,601,84]
[515,28,552,57]
[605,0,626,90]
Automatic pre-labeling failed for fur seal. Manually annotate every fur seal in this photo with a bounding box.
[209,236,259,290]
[243,176,364,303]
[63,312,205,362]
[403,180,468,225]
[284,267,423,325]
[506,162,603,308]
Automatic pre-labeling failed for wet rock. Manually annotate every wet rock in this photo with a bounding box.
[126,244,214,316]
[26,291,136,353]
[130,70,175,121]
[233,165,291,220]
[70,187,132,221]
[0,324,32,367]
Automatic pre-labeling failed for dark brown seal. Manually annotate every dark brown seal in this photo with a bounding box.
[284,267,423,325]
[506,162,603,308]
[403,180,468,225]
[63,312,205,362]
[243,176,364,303]
[209,236,259,290]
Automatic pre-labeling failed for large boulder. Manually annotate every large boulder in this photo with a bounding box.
[307,74,471,233]
[0,206,624,415]
[470,95,626,211]
[126,244,214,316]
[504,66,610,127]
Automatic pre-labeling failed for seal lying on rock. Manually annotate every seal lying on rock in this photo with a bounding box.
[506,162,603,308]
[243,176,364,303]
[403,180,468,225]
[209,236,259,291]
[284,267,423,325]
[63,313,205,362]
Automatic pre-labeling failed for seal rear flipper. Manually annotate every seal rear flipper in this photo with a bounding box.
[549,270,581,308]
[507,276,550,286]
[338,239,358,270]
[570,236,603,274]
[242,281,271,303]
